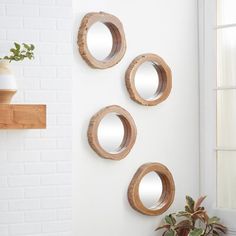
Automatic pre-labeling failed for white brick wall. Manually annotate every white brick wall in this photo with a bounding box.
[0,1,72,235]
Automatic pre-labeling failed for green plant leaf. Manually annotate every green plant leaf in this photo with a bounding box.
[186,196,195,213]
[189,228,204,236]
[165,216,174,225]
[164,215,176,226]
[2,42,35,62]
[170,214,176,225]
[208,216,220,224]
[177,211,191,217]
[23,43,30,50]
[185,205,192,213]
[178,211,187,214]
[10,48,17,54]
[14,42,20,50]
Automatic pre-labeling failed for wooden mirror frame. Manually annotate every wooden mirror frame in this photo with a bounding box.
[128,163,175,216]
[78,12,126,69]
[87,105,137,160]
[125,54,172,106]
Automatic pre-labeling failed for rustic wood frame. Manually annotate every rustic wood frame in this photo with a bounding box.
[125,54,172,106]
[128,163,175,216]
[87,105,137,160]
[78,12,126,69]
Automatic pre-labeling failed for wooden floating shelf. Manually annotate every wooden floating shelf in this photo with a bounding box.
[0,104,46,129]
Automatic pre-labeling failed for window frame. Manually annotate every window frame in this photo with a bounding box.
[199,0,236,233]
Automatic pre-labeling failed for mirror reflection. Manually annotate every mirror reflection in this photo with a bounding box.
[97,113,125,153]
[134,62,161,100]
[139,172,163,209]
[87,22,113,61]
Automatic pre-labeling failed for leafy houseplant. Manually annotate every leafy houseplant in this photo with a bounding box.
[0,42,35,104]
[0,42,35,62]
[156,196,227,236]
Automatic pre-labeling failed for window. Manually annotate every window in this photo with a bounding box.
[200,0,236,232]
[217,0,236,210]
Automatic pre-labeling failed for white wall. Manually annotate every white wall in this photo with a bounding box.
[73,0,199,236]
[0,1,72,236]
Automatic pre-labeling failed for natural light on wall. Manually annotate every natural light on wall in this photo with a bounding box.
[217,0,236,209]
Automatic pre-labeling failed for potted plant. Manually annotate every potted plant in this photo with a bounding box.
[156,196,227,236]
[0,42,35,104]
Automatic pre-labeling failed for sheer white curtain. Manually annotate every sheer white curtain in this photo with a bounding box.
[217,0,236,209]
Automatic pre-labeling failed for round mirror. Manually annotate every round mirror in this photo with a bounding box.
[125,54,172,106]
[135,62,160,100]
[97,113,125,153]
[139,172,163,209]
[87,22,113,61]
[78,12,126,69]
[88,105,137,160]
[128,163,175,216]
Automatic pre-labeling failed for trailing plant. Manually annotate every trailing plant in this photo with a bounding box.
[0,42,35,62]
[156,196,227,236]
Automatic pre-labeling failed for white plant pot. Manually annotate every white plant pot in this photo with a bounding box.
[0,60,17,104]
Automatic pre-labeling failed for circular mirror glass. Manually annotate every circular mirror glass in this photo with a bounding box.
[134,62,161,100]
[97,113,125,153]
[139,172,163,209]
[87,22,113,61]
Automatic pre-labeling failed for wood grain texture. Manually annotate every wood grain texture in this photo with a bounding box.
[125,53,172,106]
[78,12,126,69]
[128,163,175,216]
[87,105,137,160]
[0,104,46,129]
